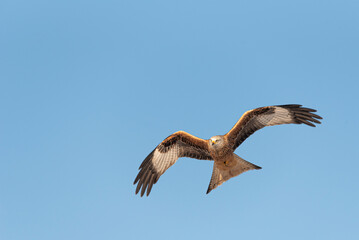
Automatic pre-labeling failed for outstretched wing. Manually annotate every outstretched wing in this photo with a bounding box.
[225,104,322,151]
[134,131,212,196]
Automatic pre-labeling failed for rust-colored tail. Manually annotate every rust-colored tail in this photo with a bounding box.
[206,154,261,194]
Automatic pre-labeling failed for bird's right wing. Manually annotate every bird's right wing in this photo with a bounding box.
[134,131,212,197]
[225,104,322,151]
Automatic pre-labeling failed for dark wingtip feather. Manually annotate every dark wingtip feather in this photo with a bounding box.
[146,175,155,196]
[139,149,155,169]
[134,148,158,196]
[295,113,322,124]
[140,171,151,197]
[297,107,317,112]
[278,104,302,108]
[135,179,143,195]
[278,104,323,127]
[310,113,323,120]
[298,118,316,127]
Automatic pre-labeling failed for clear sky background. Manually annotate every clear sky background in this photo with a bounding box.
[1,0,358,239]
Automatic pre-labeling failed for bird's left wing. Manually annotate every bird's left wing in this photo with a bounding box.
[134,131,212,196]
[225,104,322,151]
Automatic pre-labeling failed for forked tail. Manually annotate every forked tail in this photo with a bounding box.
[206,154,261,194]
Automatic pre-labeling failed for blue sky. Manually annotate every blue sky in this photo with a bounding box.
[1,0,358,239]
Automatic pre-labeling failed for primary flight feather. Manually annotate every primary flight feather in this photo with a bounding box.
[134,104,322,196]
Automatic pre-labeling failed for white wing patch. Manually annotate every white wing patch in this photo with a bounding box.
[152,145,180,174]
[257,107,292,126]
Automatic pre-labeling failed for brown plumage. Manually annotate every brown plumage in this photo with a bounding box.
[134,104,322,196]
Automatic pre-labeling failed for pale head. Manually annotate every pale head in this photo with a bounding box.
[209,135,225,147]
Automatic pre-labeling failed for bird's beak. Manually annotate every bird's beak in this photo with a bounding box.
[211,139,216,145]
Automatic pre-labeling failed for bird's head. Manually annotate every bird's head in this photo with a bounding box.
[210,135,224,148]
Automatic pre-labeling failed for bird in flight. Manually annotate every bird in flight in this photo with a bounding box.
[134,104,322,196]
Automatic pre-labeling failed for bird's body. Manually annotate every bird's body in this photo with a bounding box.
[134,104,322,196]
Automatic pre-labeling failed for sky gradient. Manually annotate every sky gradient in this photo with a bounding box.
[1,1,359,239]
